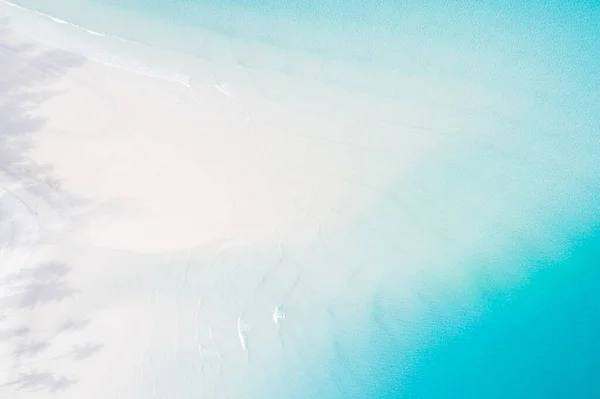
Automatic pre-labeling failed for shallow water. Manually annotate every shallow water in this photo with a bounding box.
[3,0,600,397]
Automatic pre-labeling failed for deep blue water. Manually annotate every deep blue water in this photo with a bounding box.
[399,227,600,398]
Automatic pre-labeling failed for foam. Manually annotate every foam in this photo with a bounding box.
[2,0,105,36]
[0,0,192,87]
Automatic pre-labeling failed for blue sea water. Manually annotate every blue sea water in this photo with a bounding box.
[398,227,600,399]
[4,0,600,397]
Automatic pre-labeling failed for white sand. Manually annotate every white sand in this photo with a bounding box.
[0,12,432,398]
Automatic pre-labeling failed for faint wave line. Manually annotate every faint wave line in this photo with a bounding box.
[1,0,110,38]
[0,0,192,88]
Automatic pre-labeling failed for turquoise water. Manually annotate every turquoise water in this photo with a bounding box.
[399,227,600,398]
[5,0,600,397]
[262,228,600,398]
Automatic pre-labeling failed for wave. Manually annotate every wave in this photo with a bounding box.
[0,0,192,87]
[1,0,111,38]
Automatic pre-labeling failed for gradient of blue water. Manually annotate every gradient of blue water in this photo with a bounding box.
[399,227,600,398]
[245,227,600,398]
[94,1,600,397]
[9,0,600,397]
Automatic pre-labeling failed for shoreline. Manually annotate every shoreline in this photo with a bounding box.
[0,0,194,87]
[1,0,535,123]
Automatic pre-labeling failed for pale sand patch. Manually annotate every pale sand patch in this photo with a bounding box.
[0,13,441,398]
[2,21,441,254]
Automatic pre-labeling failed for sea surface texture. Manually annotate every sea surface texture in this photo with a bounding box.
[2,0,600,398]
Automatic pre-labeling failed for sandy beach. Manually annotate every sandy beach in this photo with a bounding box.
[0,11,411,398]
[2,1,600,398]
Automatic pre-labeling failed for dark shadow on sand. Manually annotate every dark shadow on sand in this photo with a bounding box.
[3,371,76,393]
[0,16,85,208]
[0,19,102,394]
[0,262,79,308]
[0,261,100,393]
